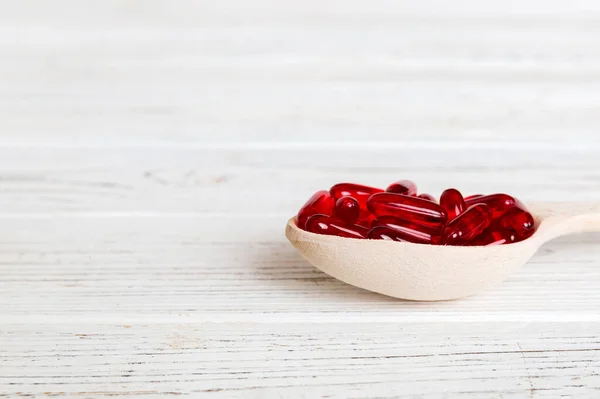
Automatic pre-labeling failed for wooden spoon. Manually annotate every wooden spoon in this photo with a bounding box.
[285,202,600,301]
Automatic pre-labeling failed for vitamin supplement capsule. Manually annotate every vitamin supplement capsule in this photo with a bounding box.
[367,226,406,242]
[439,188,466,221]
[372,216,442,244]
[465,194,483,201]
[442,204,492,245]
[386,180,417,196]
[330,183,383,209]
[305,214,368,239]
[418,193,437,203]
[499,207,535,240]
[296,190,335,229]
[356,210,376,229]
[333,196,360,224]
[367,192,448,228]
[464,193,517,219]
[470,228,518,246]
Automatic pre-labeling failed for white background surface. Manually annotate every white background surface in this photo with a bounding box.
[1,1,600,397]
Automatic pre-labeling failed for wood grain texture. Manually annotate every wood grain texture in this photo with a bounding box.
[0,147,597,214]
[2,0,600,397]
[2,0,600,146]
[0,217,599,323]
[2,323,600,398]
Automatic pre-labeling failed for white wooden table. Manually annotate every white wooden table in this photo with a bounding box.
[2,1,600,397]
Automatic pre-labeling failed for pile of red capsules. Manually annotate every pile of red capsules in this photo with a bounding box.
[295,180,535,246]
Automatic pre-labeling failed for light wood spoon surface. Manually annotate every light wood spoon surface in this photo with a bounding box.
[285,202,600,301]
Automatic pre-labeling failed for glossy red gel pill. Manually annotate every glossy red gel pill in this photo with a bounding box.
[356,210,376,229]
[464,194,483,201]
[442,204,492,245]
[470,228,518,246]
[439,188,466,221]
[386,180,417,196]
[372,216,442,244]
[367,193,448,228]
[499,207,535,240]
[305,214,368,239]
[417,193,437,203]
[367,226,406,242]
[296,190,335,229]
[330,183,383,209]
[333,196,360,224]
[465,193,517,219]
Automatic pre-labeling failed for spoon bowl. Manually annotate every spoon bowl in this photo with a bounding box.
[285,202,600,301]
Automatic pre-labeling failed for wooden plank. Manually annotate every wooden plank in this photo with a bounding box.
[1,322,600,397]
[0,215,599,322]
[0,147,597,214]
[1,1,600,145]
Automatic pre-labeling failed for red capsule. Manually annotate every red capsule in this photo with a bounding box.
[465,194,483,201]
[330,183,383,209]
[296,190,335,229]
[333,196,360,224]
[498,207,535,240]
[470,228,518,246]
[439,188,466,221]
[356,210,376,229]
[442,204,492,245]
[368,226,406,242]
[372,216,442,244]
[367,192,448,228]
[417,193,437,203]
[305,214,368,239]
[386,180,417,196]
[465,193,517,219]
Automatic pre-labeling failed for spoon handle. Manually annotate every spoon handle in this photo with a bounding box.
[528,202,600,240]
